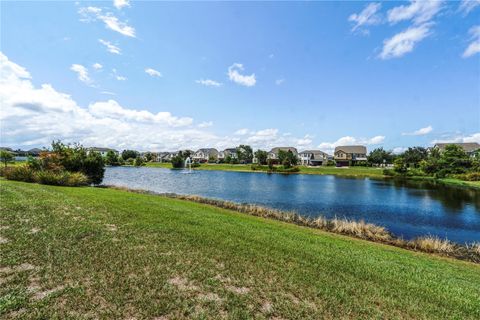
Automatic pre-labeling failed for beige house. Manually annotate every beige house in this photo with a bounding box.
[218,148,237,161]
[89,147,118,157]
[334,145,367,166]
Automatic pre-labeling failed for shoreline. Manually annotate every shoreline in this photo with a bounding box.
[104,185,480,264]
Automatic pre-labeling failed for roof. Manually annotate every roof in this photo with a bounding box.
[299,150,329,156]
[224,148,237,153]
[90,147,118,152]
[334,145,367,154]
[269,147,298,154]
[434,142,480,153]
[196,148,218,153]
[0,147,13,152]
[28,148,43,152]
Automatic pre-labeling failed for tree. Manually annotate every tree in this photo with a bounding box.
[278,150,298,167]
[368,148,393,166]
[254,150,268,165]
[121,150,138,161]
[0,150,14,167]
[171,155,184,168]
[237,145,253,163]
[134,157,145,167]
[143,152,154,162]
[105,150,120,166]
[393,158,407,174]
[402,147,428,168]
[83,151,105,185]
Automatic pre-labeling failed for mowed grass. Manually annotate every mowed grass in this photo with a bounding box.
[1,180,479,319]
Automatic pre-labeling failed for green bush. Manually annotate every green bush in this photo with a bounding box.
[66,172,89,186]
[36,170,69,185]
[383,169,396,176]
[171,155,184,168]
[458,172,480,181]
[1,166,36,182]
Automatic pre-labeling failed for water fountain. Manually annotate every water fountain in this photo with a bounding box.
[184,156,192,173]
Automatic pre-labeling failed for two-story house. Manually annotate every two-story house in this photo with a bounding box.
[89,147,119,157]
[298,150,330,166]
[334,145,367,167]
[268,147,298,163]
[433,142,480,158]
[218,148,237,162]
[193,148,219,163]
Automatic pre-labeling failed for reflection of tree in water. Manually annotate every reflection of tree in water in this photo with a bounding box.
[390,179,480,212]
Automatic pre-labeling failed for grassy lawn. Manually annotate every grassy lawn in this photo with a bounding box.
[1,180,479,319]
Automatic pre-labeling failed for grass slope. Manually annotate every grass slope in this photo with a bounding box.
[1,180,479,319]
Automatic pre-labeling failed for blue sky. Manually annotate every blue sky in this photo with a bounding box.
[1,0,479,153]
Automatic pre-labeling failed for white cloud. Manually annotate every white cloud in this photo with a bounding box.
[0,52,228,151]
[379,23,431,59]
[112,68,127,81]
[348,2,382,33]
[393,147,408,154]
[234,128,249,135]
[93,63,103,70]
[70,64,91,84]
[100,91,116,96]
[198,121,213,128]
[459,0,480,14]
[99,39,121,54]
[196,79,222,87]
[462,25,480,58]
[228,63,256,87]
[113,0,130,10]
[145,68,162,77]
[275,78,285,85]
[431,133,480,144]
[317,135,385,154]
[79,7,135,38]
[402,125,433,136]
[387,0,443,25]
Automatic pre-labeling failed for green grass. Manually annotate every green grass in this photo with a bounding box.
[1,180,479,319]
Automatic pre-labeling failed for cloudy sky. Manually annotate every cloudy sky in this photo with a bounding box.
[1,1,479,154]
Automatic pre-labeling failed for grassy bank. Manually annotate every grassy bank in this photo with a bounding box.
[1,180,479,319]
[146,162,385,177]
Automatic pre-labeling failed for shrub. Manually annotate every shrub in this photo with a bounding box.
[36,170,70,186]
[459,172,480,181]
[1,166,36,182]
[82,151,105,185]
[66,172,89,186]
[383,169,396,176]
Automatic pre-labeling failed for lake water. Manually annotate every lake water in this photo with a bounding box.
[103,167,480,243]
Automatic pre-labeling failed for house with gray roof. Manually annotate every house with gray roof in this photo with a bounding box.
[218,148,237,161]
[89,147,118,157]
[267,147,298,163]
[433,142,480,157]
[299,150,330,166]
[193,148,219,163]
[334,145,367,167]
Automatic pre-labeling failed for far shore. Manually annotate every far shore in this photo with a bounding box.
[144,162,480,190]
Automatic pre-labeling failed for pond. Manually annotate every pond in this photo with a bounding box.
[103,167,480,243]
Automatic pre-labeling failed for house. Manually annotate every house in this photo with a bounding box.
[268,147,298,163]
[433,142,480,157]
[155,152,171,162]
[218,148,237,161]
[27,148,43,156]
[299,150,329,166]
[193,148,219,163]
[334,145,367,167]
[89,147,118,157]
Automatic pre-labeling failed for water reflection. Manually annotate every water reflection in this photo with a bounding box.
[103,167,480,243]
